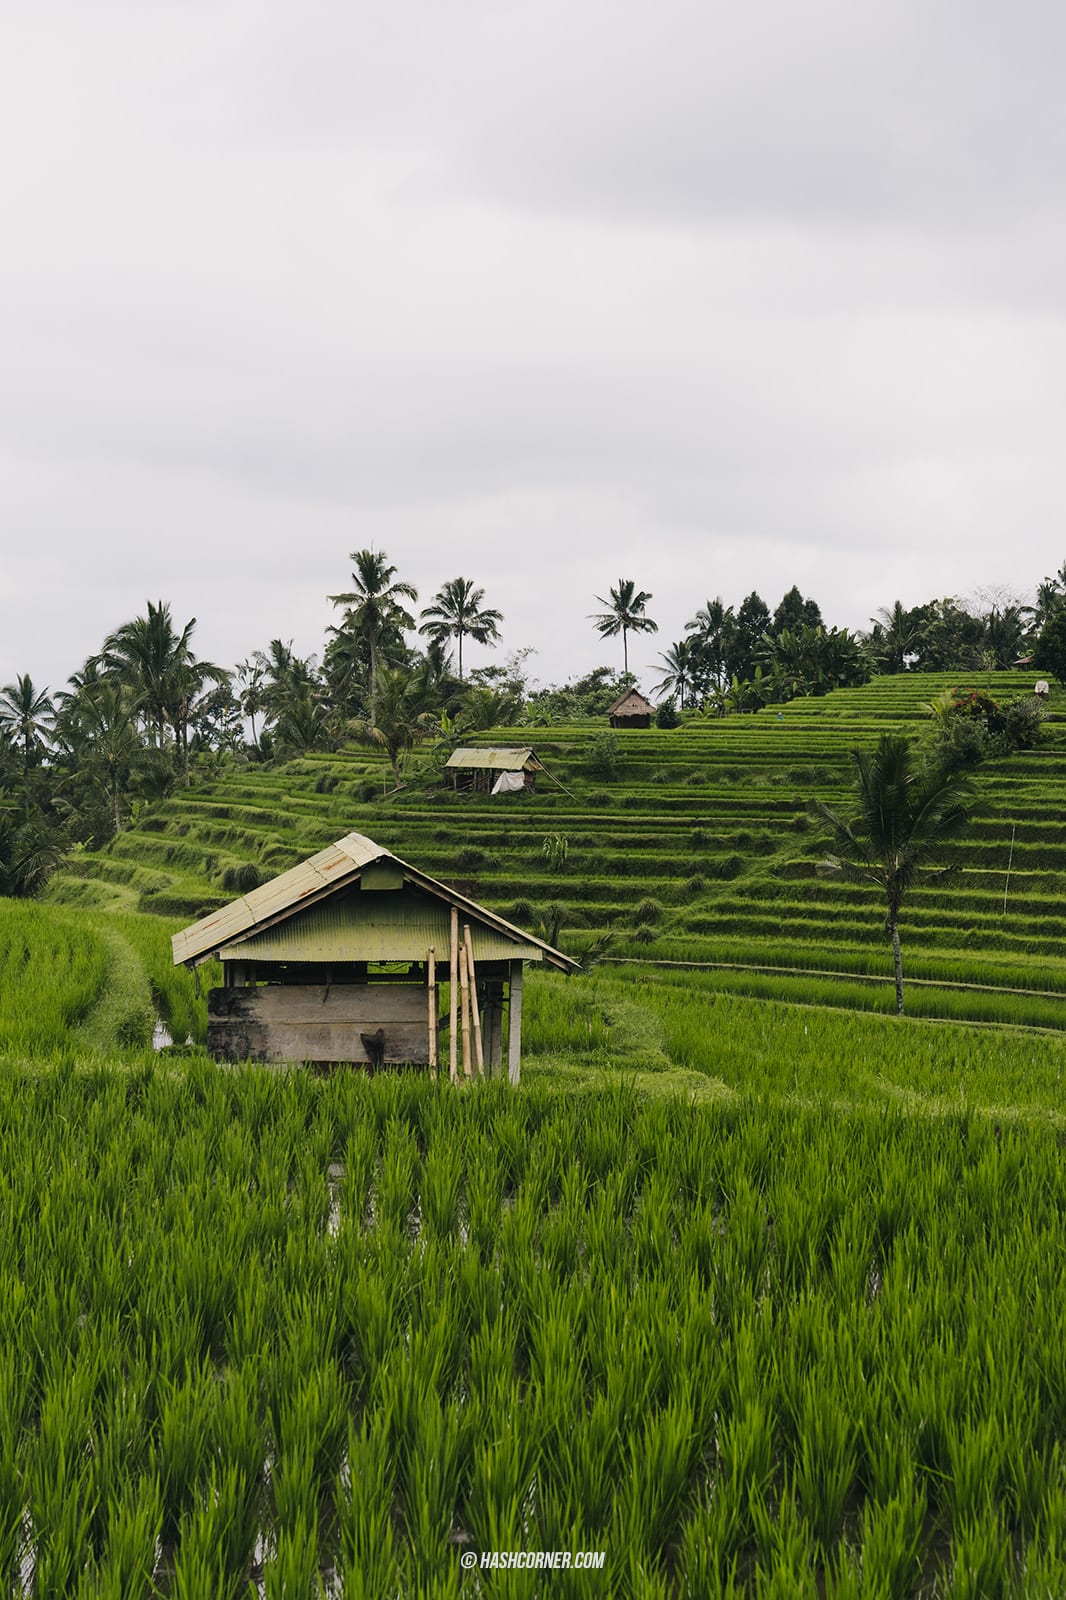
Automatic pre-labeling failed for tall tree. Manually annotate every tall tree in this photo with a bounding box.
[99,601,226,773]
[870,601,924,674]
[773,586,822,635]
[725,592,771,682]
[652,640,695,709]
[347,666,429,783]
[0,675,54,777]
[810,734,974,1015]
[589,579,658,676]
[419,577,503,681]
[329,550,417,717]
[685,597,735,693]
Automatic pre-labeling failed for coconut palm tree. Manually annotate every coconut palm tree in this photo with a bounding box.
[347,666,429,783]
[0,675,54,774]
[419,578,503,681]
[590,580,657,676]
[870,601,924,674]
[810,734,974,1015]
[99,601,227,769]
[652,640,695,709]
[685,597,735,691]
[329,550,418,717]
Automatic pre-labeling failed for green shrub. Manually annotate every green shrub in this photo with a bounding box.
[634,898,663,926]
[221,863,262,894]
[655,701,679,729]
[587,733,621,781]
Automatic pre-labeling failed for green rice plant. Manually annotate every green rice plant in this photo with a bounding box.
[155,1362,218,1540]
[170,1462,260,1600]
[263,1508,323,1600]
[856,1477,926,1600]
[336,1419,400,1600]
[792,1375,859,1553]
[945,1511,1014,1600]
[80,1475,163,1600]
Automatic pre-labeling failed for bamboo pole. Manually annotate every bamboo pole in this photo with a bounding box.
[449,907,459,1083]
[464,924,485,1078]
[454,934,470,1075]
[427,947,437,1075]
[459,937,473,1080]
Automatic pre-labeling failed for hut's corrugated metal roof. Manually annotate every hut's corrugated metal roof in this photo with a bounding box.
[219,893,542,963]
[171,833,386,967]
[172,830,577,971]
[445,747,538,771]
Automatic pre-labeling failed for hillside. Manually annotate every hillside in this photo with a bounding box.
[44,669,1066,1034]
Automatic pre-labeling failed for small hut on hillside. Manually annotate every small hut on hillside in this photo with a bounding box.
[445,746,542,793]
[172,832,576,1082]
[606,688,655,729]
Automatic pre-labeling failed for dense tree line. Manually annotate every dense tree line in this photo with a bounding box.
[2,551,1064,893]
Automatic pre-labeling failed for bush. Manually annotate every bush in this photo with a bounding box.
[655,701,679,729]
[587,733,622,781]
[633,897,663,926]
[221,862,262,893]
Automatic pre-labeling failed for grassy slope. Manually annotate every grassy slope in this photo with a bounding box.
[37,668,1066,1045]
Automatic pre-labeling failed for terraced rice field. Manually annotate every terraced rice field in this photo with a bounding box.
[45,670,1066,1034]
[4,1063,1066,1597]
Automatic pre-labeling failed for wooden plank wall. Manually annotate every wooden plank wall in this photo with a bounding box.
[207,984,429,1065]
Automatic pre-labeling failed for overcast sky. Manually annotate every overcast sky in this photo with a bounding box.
[3,0,1066,694]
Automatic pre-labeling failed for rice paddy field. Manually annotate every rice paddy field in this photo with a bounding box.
[3,668,1066,1594]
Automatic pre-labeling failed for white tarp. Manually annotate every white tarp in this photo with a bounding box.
[491,771,525,795]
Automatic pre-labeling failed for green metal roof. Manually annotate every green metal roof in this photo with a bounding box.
[219,890,542,964]
[445,747,539,771]
[172,830,577,972]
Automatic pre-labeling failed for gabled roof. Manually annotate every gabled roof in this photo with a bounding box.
[445,746,540,771]
[171,831,578,972]
[606,688,655,716]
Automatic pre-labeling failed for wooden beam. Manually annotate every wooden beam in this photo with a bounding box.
[464,924,484,1078]
[459,937,472,1080]
[449,906,458,1083]
[427,946,437,1076]
[507,959,523,1086]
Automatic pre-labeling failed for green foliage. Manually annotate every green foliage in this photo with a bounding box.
[0,1064,1064,1590]
[655,699,680,729]
[587,731,622,780]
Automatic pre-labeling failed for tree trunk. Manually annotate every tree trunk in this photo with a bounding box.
[457,630,464,681]
[623,628,629,675]
[890,918,904,1014]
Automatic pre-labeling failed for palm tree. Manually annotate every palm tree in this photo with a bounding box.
[329,550,418,717]
[419,577,503,681]
[871,602,924,674]
[590,580,658,676]
[347,666,428,784]
[0,675,54,774]
[685,597,734,690]
[99,601,226,770]
[810,734,974,1015]
[652,641,695,709]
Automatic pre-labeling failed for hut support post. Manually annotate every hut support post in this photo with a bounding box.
[427,947,437,1076]
[464,925,484,1078]
[449,908,459,1083]
[507,959,523,1086]
[459,939,472,1079]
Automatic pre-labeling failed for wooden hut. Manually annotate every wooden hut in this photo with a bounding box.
[445,746,542,793]
[606,688,655,728]
[172,832,576,1083]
